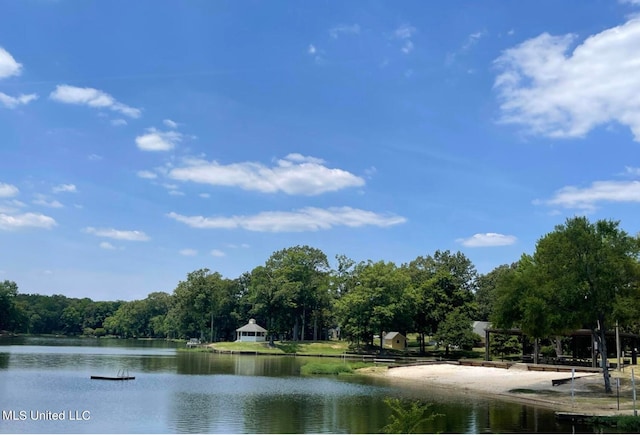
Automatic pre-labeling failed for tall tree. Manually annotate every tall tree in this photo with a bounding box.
[535,217,640,393]
[494,217,640,393]
[335,261,411,350]
[0,280,19,332]
[259,246,330,341]
[476,263,518,321]
[166,269,225,339]
[403,251,478,353]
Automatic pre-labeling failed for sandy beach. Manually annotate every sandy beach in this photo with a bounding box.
[363,362,639,416]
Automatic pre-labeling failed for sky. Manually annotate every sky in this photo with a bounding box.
[2,0,640,301]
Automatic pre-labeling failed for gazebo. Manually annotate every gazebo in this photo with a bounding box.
[235,319,267,342]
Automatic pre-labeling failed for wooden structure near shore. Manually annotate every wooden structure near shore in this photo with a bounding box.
[482,327,640,367]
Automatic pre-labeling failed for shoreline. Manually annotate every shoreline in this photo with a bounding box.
[360,363,639,417]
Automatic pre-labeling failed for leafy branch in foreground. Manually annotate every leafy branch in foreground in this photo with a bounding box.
[382,397,443,434]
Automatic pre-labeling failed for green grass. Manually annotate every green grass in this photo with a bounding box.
[300,361,375,375]
[300,362,354,375]
[210,340,349,355]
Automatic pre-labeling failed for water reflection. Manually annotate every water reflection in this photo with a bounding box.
[1,337,586,433]
[0,352,8,369]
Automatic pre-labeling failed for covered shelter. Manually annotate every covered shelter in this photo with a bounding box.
[384,332,407,350]
[483,327,640,367]
[235,319,267,342]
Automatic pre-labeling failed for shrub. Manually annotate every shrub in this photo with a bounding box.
[300,362,353,375]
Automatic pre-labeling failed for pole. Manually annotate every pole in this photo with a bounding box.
[617,321,621,371]
[633,368,637,417]
[571,368,575,409]
[617,377,620,411]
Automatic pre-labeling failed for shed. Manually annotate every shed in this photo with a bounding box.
[235,319,267,342]
[384,332,407,350]
[473,321,491,343]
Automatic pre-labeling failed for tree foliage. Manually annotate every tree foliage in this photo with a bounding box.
[404,251,478,353]
[335,261,412,350]
[434,308,479,353]
[492,217,640,393]
[381,398,443,434]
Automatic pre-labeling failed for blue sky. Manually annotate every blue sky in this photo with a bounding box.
[2,0,640,301]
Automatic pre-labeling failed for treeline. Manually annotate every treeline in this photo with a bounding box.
[2,216,640,386]
[1,246,486,352]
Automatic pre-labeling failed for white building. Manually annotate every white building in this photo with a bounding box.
[235,319,268,342]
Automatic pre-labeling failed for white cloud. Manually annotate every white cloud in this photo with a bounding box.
[137,170,158,179]
[111,119,127,127]
[163,119,178,129]
[624,166,640,176]
[329,24,360,39]
[401,41,414,54]
[0,183,19,198]
[0,212,57,230]
[394,24,416,40]
[52,183,76,193]
[456,233,517,247]
[543,180,640,210]
[168,154,365,195]
[99,241,116,250]
[0,92,38,109]
[307,45,325,64]
[88,154,103,161]
[494,19,640,142]
[167,206,406,232]
[199,193,210,199]
[33,194,63,208]
[0,199,26,214]
[210,249,226,257]
[0,47,22,79]
[168,190,184,196]
[620,0,640,5]
[83,227,150,241]
[179,248,197,256]
[462,30,487,50]
[135,128,182,151]
[50,85,141,118]
[393,24,416,54]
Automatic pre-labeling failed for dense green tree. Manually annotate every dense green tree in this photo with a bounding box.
[165,269,230,340]
[0,280,19,332]
[493,217,640,393]
[335,261,411,350]
[434,308,478,354]
[492,254,580,364]
[475,263,517,321]
[535,217,640,393]
[403,251,478,353]
[252,246,330,341]
[490,333,521,361]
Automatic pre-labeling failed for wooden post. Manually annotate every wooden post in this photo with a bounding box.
[617,321,621,371]
[571,368,575,409]
[633,368,637,417]
[534,338,539,365]
[485,329,490,361]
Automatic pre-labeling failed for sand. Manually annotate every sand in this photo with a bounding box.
[363,362,639,415]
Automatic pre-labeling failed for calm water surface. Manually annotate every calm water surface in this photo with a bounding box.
[0,337,590,433]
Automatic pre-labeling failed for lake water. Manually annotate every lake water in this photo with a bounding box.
[0,337,587,433]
